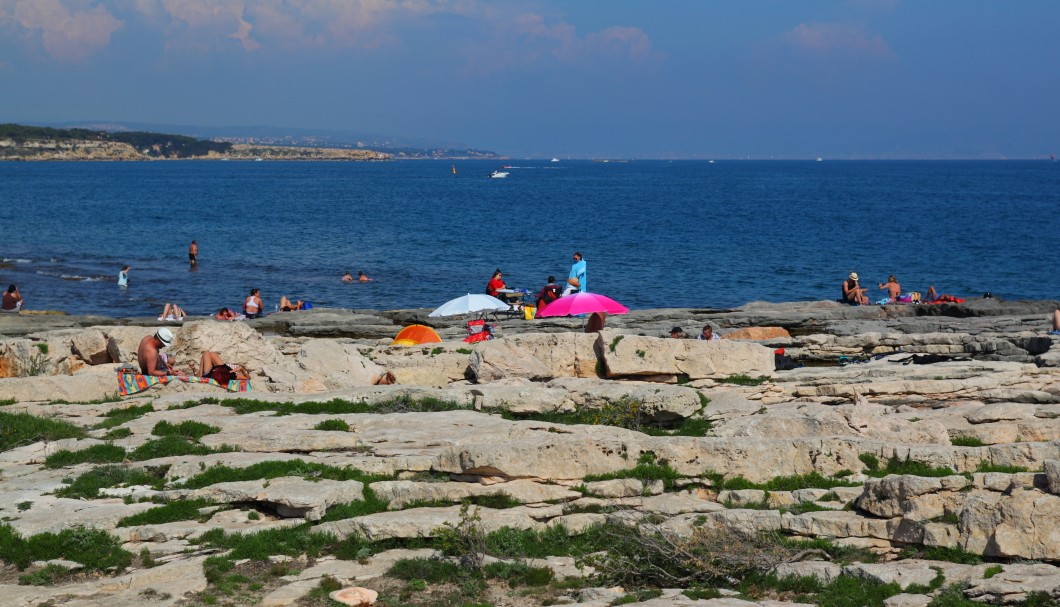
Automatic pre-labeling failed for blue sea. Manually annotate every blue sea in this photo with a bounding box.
[1,160,1058,318]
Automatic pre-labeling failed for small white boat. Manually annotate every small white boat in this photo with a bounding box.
[708,160,715,164]
[489,170,509,179]
[550,157,560,163]
[815,157,823,162]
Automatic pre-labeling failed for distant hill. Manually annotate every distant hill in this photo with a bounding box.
[0,123,232,159]
[0,123,387,161]
[48,121,501,159]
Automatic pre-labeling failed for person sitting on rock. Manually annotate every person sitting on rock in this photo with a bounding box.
[1,284,23,313]
[158,303,187,321]
[243,288,264,319]
[535,276,561,314]
[138,328,180,377]
[214,307,241,321]
[843,273,869,305]
[670,326,686,339]
[878,275,901,303]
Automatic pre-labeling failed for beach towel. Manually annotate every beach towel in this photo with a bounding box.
[117,369,252,396]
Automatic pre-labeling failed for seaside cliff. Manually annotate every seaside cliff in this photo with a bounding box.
[2,299,1060,606]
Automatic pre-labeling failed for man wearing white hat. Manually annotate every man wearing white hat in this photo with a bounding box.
[843,272,869,306]
[137,327,184,377]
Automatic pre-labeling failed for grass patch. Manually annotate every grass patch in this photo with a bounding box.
[612,589,663,605]
[127,435,233,461]
[18,563,72,586]
[896,545,983,564]
[862,455,958,478]
[783,502,838,515]
[151,420,221,440]
[94,403,154,429]
[717,374,768,386]
[776,536,880,565]
[0,524,132,571]
[583,455,681,490]
[195,524,338,561]
[313,418,350,432]
[927,584,986,607]
[950,436,986,448]
[54,464,168,499]
[456,348,473,355]
[974,462,1031,474]
[710,471,861,492]
[217,395,470,416]
[180,459,388,490]
[609,335,624,353]
[44,443,126,468]
[984,565,1003,578]
[116,498,215,527]
[492,400,713,437]
[0,411,86,451]
[318,488,391,522]
[485,525,608,559]
[102,427,132,440]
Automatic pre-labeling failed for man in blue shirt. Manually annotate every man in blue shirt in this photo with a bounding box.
[563,251,586,296]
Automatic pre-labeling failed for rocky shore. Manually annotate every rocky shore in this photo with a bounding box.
[2,299,1060,607]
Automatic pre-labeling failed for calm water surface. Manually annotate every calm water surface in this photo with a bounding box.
[1,160,1057,317]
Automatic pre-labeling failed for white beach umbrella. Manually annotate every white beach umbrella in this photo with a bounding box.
[428,293,511,317]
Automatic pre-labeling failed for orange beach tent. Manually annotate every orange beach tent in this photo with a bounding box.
[391,324,442,346]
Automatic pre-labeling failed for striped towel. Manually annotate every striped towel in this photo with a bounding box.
[117,370,252,397]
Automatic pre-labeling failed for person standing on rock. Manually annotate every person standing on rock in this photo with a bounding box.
[563,252,586,296]
[188,240,198,266]
[1051,309,1060,335]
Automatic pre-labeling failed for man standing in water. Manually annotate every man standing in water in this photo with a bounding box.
[563,251,586,296]
[188,240,198,266]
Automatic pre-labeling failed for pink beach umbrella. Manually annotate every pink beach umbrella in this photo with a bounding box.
[535,291,629,317]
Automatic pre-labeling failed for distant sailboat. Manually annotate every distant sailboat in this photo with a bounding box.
[451,164,457,175]
[551,157,560,163]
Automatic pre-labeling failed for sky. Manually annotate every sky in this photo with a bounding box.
[1,0,1058,159]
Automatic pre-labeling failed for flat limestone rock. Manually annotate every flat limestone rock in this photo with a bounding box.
[599,329,775,380]
[370,478,580,508]
[964,563,1060,604]
[317,505,542,541]
[167,476,364,521]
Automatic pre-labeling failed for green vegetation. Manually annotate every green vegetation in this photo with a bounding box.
[609,335,624,352]
[216,395,469,416]
[861,454,958,478]
[456,348,473,355]
[925,584,984,607]
[18,563,72,586]
[318,488,390,522]
[583,453,681,490]
[0,524,132,571]
[55,464,168,499]
[195,524,337,561]
[117,498,215,527]
[974,462,1031,474]
[127,435,232,461]
[896,545,983,564]
[0,398,17,406]
[151,420,221,440]
[0,411,85,451]
[612,589,663,605]
[490,399,713,437]
[44,443,126,468]
[102,427,133,440]
[710,471,861,492]
[94,403,154,429]
[430,347,444,356]
[718,374,769,386]
[950,436,987,448]
[0,123,232,158]
[313,418,350,432]
[180,459,387,490]
[984,565,1003,579]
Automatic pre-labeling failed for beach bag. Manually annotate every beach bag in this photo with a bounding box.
[523,305,536,320]
[302,301,313,310]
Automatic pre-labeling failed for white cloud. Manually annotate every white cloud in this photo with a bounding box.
[1,0,123,61]
[784,22,892,57]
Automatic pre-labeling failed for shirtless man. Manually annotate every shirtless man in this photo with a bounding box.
[188,240,198,266]
[878,275,901,301]
[342,271,354,283]
[137,328,184,377]
[358,271,372,282]
[843,273,869,305]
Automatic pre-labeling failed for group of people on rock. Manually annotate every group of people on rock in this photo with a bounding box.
[486,252,588,318]
[841,272,961,307]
